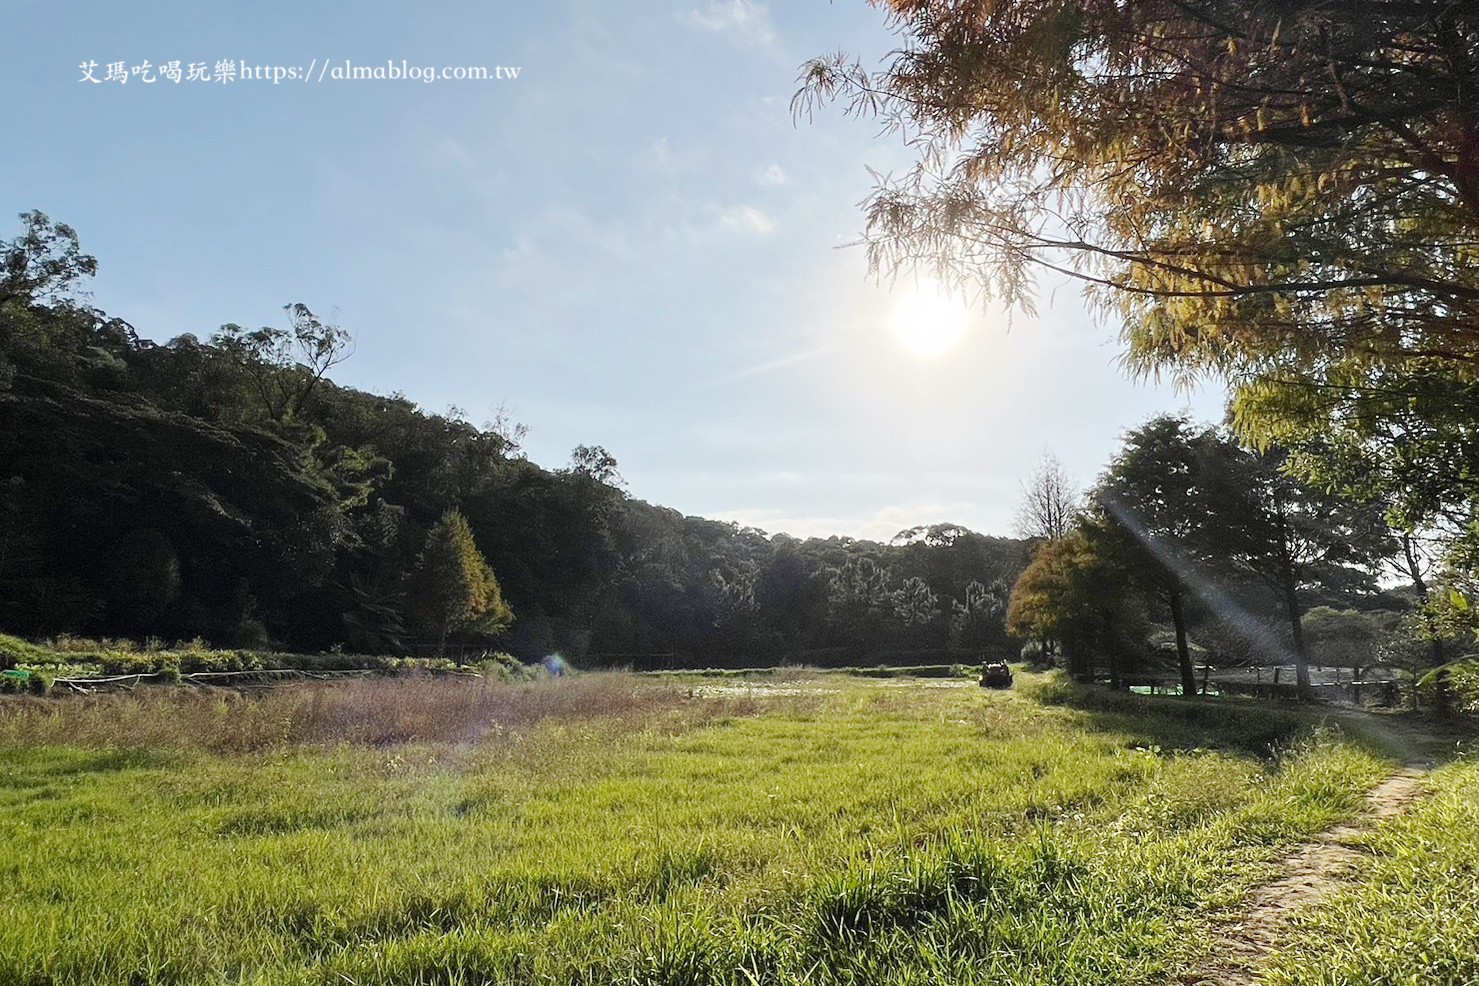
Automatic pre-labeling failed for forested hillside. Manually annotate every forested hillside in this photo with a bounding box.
[0,213,1029,663]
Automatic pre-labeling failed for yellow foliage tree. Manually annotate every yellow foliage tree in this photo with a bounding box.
[406,509,513,656]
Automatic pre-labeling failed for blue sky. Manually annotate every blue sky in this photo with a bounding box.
[1,0,1225,540]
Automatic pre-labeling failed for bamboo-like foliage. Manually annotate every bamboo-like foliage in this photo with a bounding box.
[797,0,1479,406]
[800,0,1479,606]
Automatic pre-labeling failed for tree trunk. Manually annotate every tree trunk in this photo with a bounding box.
[1282,576,1313,701]
[1268,505,1314,702]
[1434,668,1457,719]
[1169,589,1197,697]
[1402,533,1447,668]
[1065,636,1092,682]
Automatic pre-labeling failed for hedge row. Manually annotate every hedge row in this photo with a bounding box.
[0,634,537,683]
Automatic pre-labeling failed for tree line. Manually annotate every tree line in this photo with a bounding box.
[1003,421,1441,701]
[0,213,1029,664]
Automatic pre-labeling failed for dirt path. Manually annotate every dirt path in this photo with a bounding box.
[1180,710,1457,986]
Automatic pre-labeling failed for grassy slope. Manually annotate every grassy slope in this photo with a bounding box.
[0,673,1392,986]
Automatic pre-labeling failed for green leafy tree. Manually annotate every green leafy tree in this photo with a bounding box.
[406,510,513,655]
[0,211,96,309]
[1204,445,1389,699]
[1233,367,1469,659]
[1302,607,1383,676]
[711,558,761,627]
[1,211,116,393]
[950,579,1012,658]
[1094,416,1228,696]
[800,2,1479,601]
[827,555,894,647]
[1098,421,1394,699]
[340,500,414,654]
[99,529,181,634]
[893,575,941,631]
[566,444,625,489]
[753,540,831,653]
[214,304,352,424]
[1007,523,1146,687]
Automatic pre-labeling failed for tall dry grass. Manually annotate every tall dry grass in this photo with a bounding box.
[0,672,777,752]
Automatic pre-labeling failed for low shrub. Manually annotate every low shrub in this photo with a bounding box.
[0,632,481,681]
[0,634,54,669]
[1452,659,1479,713]
[477,651,540,681]
[3,668,54,697]
[1414,656,1479,717]
[27,669,53,697]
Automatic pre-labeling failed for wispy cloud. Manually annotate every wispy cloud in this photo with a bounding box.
[426,137,474,171]
[756,163,788,186]
[649,136,676,171]
[718,204,775,234]
[678,0,775,47]
[711,344,832,384]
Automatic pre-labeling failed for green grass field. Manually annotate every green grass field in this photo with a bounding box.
[1261,754,1479,986]
[0,671,1471,985]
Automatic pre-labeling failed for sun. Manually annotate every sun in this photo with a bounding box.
[889,278,970,356]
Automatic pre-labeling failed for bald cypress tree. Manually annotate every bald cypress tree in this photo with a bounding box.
[406,510,513,656]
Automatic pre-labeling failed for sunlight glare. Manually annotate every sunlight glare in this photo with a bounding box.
[889,278,971,357]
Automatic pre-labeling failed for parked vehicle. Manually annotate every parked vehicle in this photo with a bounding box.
[979,660,1013,689]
